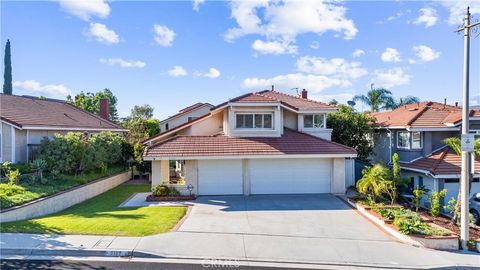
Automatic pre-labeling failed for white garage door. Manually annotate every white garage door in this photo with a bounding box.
[198,160,243,195]
[250,158,331,194]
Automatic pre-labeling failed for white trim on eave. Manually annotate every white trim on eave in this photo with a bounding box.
[0,120,21,129]
[158,104,212,125]
[144,153,357,161]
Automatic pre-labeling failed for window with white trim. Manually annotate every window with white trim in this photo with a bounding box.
[397,131,423,149]
[303,114,325,128]
[236,113,273,129]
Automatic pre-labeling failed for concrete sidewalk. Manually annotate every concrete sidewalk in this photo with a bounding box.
[1,232,479,269]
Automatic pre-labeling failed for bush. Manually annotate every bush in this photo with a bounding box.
[152,185,180,197]
[37,131,128,175]
[412,188,426,212]
[0,183,25,196]
[429,189,447,217]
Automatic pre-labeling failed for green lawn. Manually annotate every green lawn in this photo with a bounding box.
[0,184,187,236]
[0,166,127,209]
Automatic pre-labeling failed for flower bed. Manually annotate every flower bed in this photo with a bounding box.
[347,198,459,250]
[146,194,196,201]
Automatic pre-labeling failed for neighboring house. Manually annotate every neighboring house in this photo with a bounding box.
[0,94,126,163]
[143,89,357,196]
[371,101,480,207]
[158,102,213,132]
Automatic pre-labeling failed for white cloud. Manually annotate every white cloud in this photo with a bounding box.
[167,66,188,77]
[87,23,119,45]
[352,49,365,58]
[225,0,357,54]
[195,67,221,79]
[408,59,416,64]
[441,1,480,25]
[310,41,320,49]
[377,11,404,24]
[381,48,401,62]
[99,58,146,68]
[373,68,411,88]
[59,0,110,21]
[413,7,438,28]
[13,80,71,98]
[193,0,205,11]
[296,56,367,79]
[315,92,355,105]
[413,45,440,62]
[153,24,176,47]
[242,73,351,93]
[252,40,297,55]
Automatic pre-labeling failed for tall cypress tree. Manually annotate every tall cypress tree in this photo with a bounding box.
[3,39,12,95]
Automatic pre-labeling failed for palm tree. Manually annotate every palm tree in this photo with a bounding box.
[353,88,395,112]
[386,96,421,110]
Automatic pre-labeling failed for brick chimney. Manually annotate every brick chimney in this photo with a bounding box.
[301,89,308,99]
[99,98,110,120]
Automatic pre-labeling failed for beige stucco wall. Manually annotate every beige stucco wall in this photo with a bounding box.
[151,160,170,188]
[331,158,346,194]
[15,130,27,163]
[160,106,212,131]
[1,123,12,162]
[0,170,131,222]
[283,109,297,130]
[182,112,223,136]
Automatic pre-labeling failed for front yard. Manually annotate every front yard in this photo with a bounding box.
[0,165,127,209]
[0,183,187,236]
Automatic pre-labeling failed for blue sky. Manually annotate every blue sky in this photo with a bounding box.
[2,0,480,119]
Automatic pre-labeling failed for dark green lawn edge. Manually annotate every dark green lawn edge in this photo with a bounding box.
[0,169,131,212]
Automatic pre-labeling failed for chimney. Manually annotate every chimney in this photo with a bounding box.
[301,89,308,99]
[99,98,110,120]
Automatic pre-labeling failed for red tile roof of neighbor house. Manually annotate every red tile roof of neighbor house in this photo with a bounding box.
[212,90,336,111]
[371,102,468,128]
[144,128,356,158]
[401,146,480,176]
[0,94,123,130]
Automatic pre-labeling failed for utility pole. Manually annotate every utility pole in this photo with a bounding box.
[456,7,480,250]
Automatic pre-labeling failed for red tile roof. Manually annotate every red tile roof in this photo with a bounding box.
[211,90,335,111]
[144,128,356,158]
[0,94,123,130]
[401,147,480,176]
[372,102,463,128]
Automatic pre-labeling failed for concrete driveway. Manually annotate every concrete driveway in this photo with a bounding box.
[177,194,391,241]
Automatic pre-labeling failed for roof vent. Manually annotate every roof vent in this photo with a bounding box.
[408,108,418,111]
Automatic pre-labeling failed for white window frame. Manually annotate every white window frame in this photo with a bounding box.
[235,113,274,130]
[397,131,423,150]
[303,114,326,129]
[411,131,423,149]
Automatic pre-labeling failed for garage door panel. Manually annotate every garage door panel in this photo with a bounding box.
[250,159,331,194]
[198,160,243,195]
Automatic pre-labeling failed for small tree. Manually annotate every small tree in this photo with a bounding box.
[356,164,391,202]
[327,105,376,162]
[412,188,426,212]
[429,189,447,217]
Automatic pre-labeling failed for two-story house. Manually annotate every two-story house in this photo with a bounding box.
[158,102,213,132]
[371,101,480,206]
[143,89,357,196]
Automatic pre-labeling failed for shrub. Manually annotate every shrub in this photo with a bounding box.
[37,131,127,175]
[412,188,426,212]
[152,185,180,197]
[0,183,25,196]
[356,164,391,202]
[429,189,447,217]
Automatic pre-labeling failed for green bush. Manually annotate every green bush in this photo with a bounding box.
[412,188,426,212]
[429,189,447,217]
[37,131,128,175]
[152,185,180,197]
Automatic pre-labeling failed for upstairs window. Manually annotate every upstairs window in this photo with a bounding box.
[397,131,423,149]
[303,114,325,128]
[236,113,273,129]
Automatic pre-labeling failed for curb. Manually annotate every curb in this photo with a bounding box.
[0,248,159,258]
